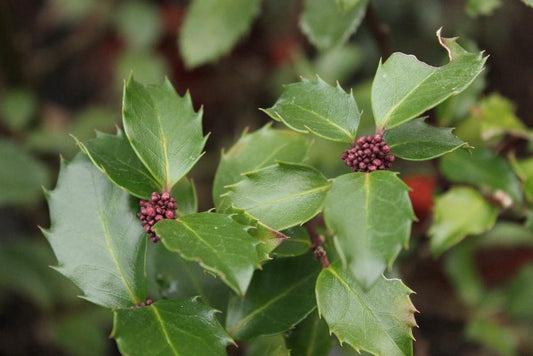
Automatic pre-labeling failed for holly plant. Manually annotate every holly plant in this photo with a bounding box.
[43,30,487,355]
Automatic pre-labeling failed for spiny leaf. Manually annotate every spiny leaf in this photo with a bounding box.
[323,172,415,289]
[122,76,207,191]
[154,212,263,296]
[42,153,147,309]
[261,76,360,143]
[316,261,417,356]
[372,29,487,129]
[272,226,312,258]
[224,162,330,231]
[112,298,234,356]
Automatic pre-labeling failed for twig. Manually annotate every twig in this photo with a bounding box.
[365,4,393,59]
[306,216,330,268]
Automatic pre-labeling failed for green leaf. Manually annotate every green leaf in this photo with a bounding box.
[244,335,290,356]
[323,172,415,288]
[42,154,147,308]
[384,117,468,161]
[224,162,330,231]
[504,262,533,319]
[440,148,522,204]
[78,130,160,199]
[226,254,320,340]
[316,261,417,356]
[114,1,163,50]
[122,76,207,191]
[0,88,37,131]
[213,125,311,208]
[179,0,261,68]
[154,212,262,296]
[522,0,533,7]
[171,177,198,216]
[272,226,311,257]
[115,50,169,88]
[429,187,498,256]
[0,139,49,207]
[112,298,233,356]
[372,29,487,129]
[261,77,360,142]
[285,311,333,356]
[477,222,533,248]
[466,0,502,17]
[300,0,369,51]
[465,317,518,356]
[509,154,533,181]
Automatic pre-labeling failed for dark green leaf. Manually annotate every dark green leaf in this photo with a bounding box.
[504,262,533,319]
[78,130,160,199]
[440,148,522,204]
[226,254,320,340]
[154,212,262,296]
[179,0,261,68]
[429,187,498,256]
[300,0,369,51]
[122,76,207,191]
[372,29,487,129]
[171,177,198,216]
[261,77,360,142]
[384,117,468,161]
[316,261,417,356]
[42,154,147,308]
[244,335,290,356]
[213,125,311,209]
[323,172,415,288]
[112,298,233,356]
[224,162,330,231]
[285,311,333,356]
[272,227,311,258]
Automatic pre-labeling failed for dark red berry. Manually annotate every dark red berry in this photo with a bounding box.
[341,134,395,173]
[137,192,178,243]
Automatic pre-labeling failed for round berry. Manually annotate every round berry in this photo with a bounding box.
[340,134,395,173]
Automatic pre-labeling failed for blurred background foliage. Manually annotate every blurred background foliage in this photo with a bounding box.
[0,0,531,355]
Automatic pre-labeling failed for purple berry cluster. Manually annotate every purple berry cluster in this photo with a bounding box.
[341,134,395,173]
[137,192,177,243]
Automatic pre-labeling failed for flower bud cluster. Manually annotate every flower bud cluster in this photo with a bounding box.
[137,192,177,243]
[341,134,395,173]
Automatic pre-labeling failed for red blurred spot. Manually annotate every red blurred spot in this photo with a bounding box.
[403,174,437,220]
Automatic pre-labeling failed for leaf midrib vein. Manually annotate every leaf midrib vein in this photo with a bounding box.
[286,102,353,140]
[150,304,180,356]
[244,185,329,211]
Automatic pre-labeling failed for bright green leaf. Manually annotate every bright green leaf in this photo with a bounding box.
[285,311,333,356]
[224,162,330,231]
[0,88,37,131]
[323,172,415,288]
[171,177,198,216]
[226,254,320,340]
[42,154,147,308]
[466,0,502,17]
[300,0,369,51]
[372,29,487,129]
[179,0,261,68]
[429,187,498,256]
[477,93,531,141]
[213,125,311,208]
[261,76,360,142]
[384,117,468,161]
[440,148,522,204]
[509,154,533,181]
[154,212,262,296]
[244,335,290,356]
[272,226,311,257]
[122,76,207,191]
[112,298,233,356]
[316,261,417,356]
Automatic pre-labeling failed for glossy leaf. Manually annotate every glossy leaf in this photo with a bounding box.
[226,254,320,340]
[261,76,360,142]
[285,311,333,356]
[154,212,262,296]
[213,125,311,208]
[316,261,417,356]
[300,0,369,51]
[440,148,522,203]
[224,162,330,231]
[372,29,487,129]
[171,177,198,216]
[42,154,147,308]
[78,130,160,199]
[384,117,468,161]
[112,298,233,356]
[122,76,207,191]
[429,187,498,256]
[323,172,415,288]
[179,0,261,68]
[272,226,311,258]
[244,335,290,356]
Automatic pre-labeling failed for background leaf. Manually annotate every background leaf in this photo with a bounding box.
[429,187,498,256]
[261,77,360,142]
[42,154,147,308]
[179,0,261,68]
[171,177,198,216]
[226,254,320,340]
[0,88,37,131]
[112,298,233,356]
[154,212,262,296]
[466,0,502,17]
[224,162,330,231]
[316,261,416,356]
[300,0,369,51]
[285,311,333,356]
[122,77,207,190]
[244,335,290,356]
[323,172,414,289]
[372,29,486,129]
[272,226,311,258]
[384,117,467,161]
